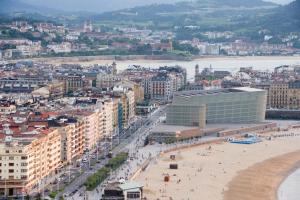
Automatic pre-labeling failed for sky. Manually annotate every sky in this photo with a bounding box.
[24,0,295,12]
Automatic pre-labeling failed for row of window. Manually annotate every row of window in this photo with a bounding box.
[0,156,27,160]
[0,169,28,173]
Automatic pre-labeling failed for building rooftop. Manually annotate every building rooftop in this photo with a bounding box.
[151,124,199,133]
[119,181,143,191]
[174,87,264,98]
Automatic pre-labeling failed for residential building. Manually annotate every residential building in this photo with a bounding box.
[96,74,117,90]
[0,128,61,197]
[48,116,84,164]
[268,82,289,109]
[0,104,16,115]
[287,81,300,109]
[58,75,84,94]
[47,42,71,53]
[150,74,173,101]
[0,78,49,93]
[100,99,114,137]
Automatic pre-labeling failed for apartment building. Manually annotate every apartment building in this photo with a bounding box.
[268,82,289,109]
[0,104,16,115]
[117,91,135,127]
[254,81,300,109]
[150,74,173,101]
[0,128,61,197]
[96,74,117,89]
[288,81,300,109]
[99,99,114,137]
[0,77,49,93]
[58,75,84,94]
[78,111,103,151]
[48,116,84,164]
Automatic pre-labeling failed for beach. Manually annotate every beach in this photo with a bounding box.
[134,132,300,200]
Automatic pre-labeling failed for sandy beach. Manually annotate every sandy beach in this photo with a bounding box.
[134,133,300,200]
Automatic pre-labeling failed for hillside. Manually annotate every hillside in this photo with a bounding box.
[0,0,36,13]
[0,0,67,15]
[262,0,300,33]
[93,0,277,30]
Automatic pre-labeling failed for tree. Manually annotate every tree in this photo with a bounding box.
[25,194,30,200]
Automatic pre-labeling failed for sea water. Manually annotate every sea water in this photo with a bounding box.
[278,168,300,200]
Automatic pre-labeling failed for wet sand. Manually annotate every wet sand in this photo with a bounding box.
[224,151,300,200]
[134,135,300,200]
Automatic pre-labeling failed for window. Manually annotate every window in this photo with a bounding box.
[9,157,14,160]
[21,156,27,160]
[127,193,140,198]
[5,150,9,153]
[21,169,27,173]
[21,163,27,166]
[8,163,14,167]
[9,169,14,173]
[21,175,27,180]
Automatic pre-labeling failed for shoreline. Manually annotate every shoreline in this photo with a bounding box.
[224,151,300,200]
[133,135,300,200]
[277,168,300,200]
[10,55,300,65]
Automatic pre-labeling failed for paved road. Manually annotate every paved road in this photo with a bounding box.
[62,105,167,200]
[68,105,225,200]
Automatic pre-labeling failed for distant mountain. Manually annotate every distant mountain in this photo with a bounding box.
[0,0,67,15]
[24,0,185,13]
[261,0,300,33]
[93,0,278,30]
[0,0,36,13]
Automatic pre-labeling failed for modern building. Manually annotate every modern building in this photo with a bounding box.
[166,87,267,128]
[101,181,143,200]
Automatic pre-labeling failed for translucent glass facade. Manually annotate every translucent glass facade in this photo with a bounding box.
[166,88,267,127]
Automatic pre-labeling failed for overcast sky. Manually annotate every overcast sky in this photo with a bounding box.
[24,0,295,12]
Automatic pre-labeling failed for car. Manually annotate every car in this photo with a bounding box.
[63,193,70,198]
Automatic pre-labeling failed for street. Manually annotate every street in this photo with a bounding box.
[60,105,167,200]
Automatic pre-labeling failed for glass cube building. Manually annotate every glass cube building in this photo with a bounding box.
[166,87,267,128]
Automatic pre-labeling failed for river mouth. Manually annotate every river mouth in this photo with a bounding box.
[278,168,300,200]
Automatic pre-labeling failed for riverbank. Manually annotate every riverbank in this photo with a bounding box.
[133,132,300,200]
[11,55,300,66]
